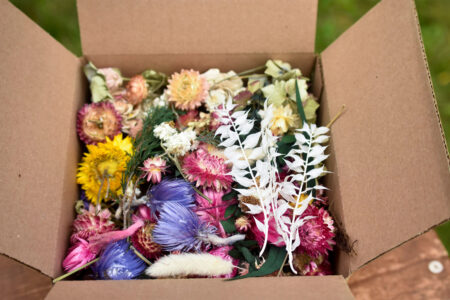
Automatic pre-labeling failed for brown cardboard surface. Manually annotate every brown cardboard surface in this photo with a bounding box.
[0,1,84,277]
[46,276,354,299]
[320,0,450,273]
[87,53,316,77]
[77,0,318,55]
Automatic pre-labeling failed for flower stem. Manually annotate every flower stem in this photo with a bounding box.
[52,258,100,283]
[277,253,288,276]
[326,105,346,128]
[211,65,266,88]
[130,245,152,266]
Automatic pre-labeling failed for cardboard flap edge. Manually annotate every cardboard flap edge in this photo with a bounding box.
[320,0,450,270]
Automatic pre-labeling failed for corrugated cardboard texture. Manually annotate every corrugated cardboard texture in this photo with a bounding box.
[320,0,450,273]
[77,0,317,55]
[47,276,354,299]
[0,1,84,277]
[87,53,316,77]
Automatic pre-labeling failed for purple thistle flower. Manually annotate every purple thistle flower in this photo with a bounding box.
[146,179,195,215]
[152,202,216,252]
[92,239,146,280]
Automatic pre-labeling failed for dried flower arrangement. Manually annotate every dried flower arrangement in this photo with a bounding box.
[55,59,345,282]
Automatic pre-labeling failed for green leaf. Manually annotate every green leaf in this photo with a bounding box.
[90,75,113,103]
[220,218,237,234]
[224,204,238,218]
[280,134,295,144]
[228,246,287,280]
[295,79,307,124]
[304,97,320,123]
[83,62,98,81]
[222,190,237,201]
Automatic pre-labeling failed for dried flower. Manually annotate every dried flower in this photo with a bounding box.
[292,252,332,276]
[126,75,148,105]
[152,202,217,252]
[128,118,144,138]
[92,239,146,280]
[140,157,167,183]
[195,189,229,237]
[76,102,122,145]
[163,129,197,156]
[235,216,251,233]
[62,238,97,272]
[208,246,238,278]
[205,89,228,112]
[153,122,178,140]
[98,68,123,91]
[77,134,133,204]
[167,69,209,110]
[250,213,285,247]
[130,223,162,260]
[297,206,335,257]
[267,104,300,136]
[202,69,243,93]
[70,205,116,244]
[146,179,196,215]
[183,149,232,191]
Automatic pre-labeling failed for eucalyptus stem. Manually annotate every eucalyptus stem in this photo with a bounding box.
[52,258,100,283]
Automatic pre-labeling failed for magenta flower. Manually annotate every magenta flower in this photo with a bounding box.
[195,188,230,237]
[182,148,232,191]
[297,206,335,258]
[70,205,116,245]
[140,157,167,184]
[62,238,96,272]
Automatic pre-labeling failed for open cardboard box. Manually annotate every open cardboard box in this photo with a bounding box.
[1,0,449,298]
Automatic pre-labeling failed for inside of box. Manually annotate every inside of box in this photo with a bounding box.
[56,52,350,278]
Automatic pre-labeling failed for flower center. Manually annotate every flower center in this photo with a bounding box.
[97,159,120,177]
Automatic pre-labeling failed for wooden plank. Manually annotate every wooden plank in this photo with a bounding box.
[0,255,52,300]
[348,230,450,299]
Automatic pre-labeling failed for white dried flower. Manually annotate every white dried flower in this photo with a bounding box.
[154,122,177,140]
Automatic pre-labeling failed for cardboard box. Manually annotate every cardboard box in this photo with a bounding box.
[0,0,448,298]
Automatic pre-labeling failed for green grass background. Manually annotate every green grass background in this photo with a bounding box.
[9,0,449,254]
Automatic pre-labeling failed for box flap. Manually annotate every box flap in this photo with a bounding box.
[47,276,354,299]
[0,1,84,277]
[77,0,317,55]
[320,0,450,272]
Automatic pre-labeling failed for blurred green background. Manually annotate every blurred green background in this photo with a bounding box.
[9,0,449,253]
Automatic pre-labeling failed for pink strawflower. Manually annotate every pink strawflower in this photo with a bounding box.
[208,246,238,278]
[183,148,232,191]
[250,213,285,247]
[70,205,116,245]
[98,68,123,91]
[195,189,229,237]
[131,222,162,260]
[167,69,209,110]
[62,238,97,272]
[129,118,144,138]
[235,216,251,233]
[76,102,122,145]
[62,220,145,273]
[126,75,148,105]
[140,157,167,184]
[297,206,335,257]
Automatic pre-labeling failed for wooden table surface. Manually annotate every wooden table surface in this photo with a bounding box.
[1,230,449,299]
